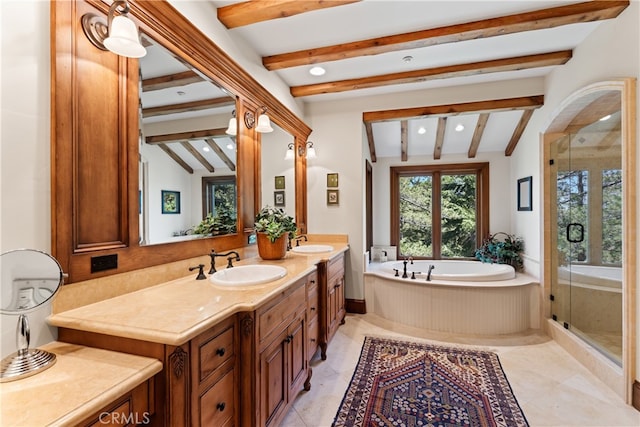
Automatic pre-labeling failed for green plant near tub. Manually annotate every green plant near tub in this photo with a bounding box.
[255,206,297,243]
[475,232,524,271]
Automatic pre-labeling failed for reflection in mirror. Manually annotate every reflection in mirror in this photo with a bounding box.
[1,249,63,382]
[138,36,238,245]
[261,123,295,218]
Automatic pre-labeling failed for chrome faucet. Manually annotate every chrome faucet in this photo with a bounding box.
[426,264,435,281]
[209,249,241,273]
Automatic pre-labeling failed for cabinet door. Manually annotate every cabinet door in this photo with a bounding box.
[260,331,287,427]
[287,317,306,398]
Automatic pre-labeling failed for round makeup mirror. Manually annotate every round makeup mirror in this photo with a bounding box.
[0,249,64,382]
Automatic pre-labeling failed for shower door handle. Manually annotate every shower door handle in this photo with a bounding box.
[566,223,584,243]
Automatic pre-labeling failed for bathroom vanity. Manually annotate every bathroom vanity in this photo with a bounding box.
[48,244,347,427]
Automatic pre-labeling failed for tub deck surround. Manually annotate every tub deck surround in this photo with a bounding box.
[48,243,349,347]
[365,261,540,335]
[0,342,162,427]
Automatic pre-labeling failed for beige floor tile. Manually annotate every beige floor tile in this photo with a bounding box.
[284,313,640,427]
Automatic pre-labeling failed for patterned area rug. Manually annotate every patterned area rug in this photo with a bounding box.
[332,337,528,427]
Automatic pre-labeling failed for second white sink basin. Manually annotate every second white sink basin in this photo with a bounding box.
[210,265,287,287]
[291,244,334,254]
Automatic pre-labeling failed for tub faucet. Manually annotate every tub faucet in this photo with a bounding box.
[426,264,435,281]
[209,249,241,273]
[402,259,409,278]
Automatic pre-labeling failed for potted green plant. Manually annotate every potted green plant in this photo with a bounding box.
[475,232,524,271]
[254,206,297,260]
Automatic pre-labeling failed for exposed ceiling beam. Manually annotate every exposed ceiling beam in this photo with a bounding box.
[291,51,571,97]
[434,117,447,160]
[596,128,621,151]
[363,96,544,123]
[157,143,193,174]
[364,121,376,163]
[142,97,236,118]
[468,113,489,158]
[400,120,408,162]
[218,0,360,29]
[505,109,535,156]
[142,70,204,92]
[145,128,229,145]
[263,1,627,70]
[180,141,215,173]
[205,138,236,172]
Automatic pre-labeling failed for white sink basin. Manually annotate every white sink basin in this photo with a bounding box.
[291,244,334,254]
[210,265,287,287]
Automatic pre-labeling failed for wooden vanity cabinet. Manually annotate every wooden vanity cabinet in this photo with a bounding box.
[238,274,310,427]
[318,253,346,360]
[80,378,154,426]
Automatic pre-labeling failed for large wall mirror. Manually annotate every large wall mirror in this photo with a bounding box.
[138,37,238,245]
[51,0,311,283]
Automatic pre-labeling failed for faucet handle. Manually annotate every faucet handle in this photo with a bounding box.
[226,257,235,268]
[189,264,207,280]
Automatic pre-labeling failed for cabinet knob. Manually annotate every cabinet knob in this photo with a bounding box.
[284,334,294,343]
[310,280,315,284]
[310,338,316,342]
[217,402,226,411]
[216,348,225,357]
[310,306,316,311]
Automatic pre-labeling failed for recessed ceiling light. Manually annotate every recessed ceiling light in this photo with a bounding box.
[455,123,465,132]
[402,56,413,63]
[309,66,326,76]
[417,126,426,135]
[177,90,186,96]
[226,143,234,150]
[203,146,210,152]
[599,114,611,121]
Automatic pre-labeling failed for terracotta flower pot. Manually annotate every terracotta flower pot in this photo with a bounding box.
[256,232,289,260]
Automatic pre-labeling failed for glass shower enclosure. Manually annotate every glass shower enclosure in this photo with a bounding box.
[549,90,623,365]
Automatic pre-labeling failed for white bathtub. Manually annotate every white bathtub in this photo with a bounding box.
[557,265,621,290]
[364,260,539,335]
[382,260,516,282]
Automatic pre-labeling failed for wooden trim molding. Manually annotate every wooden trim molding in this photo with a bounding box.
[633,381,640,411]
[345,299,366,314]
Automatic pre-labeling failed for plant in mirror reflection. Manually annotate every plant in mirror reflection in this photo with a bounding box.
[255,206,296,243]
[193,206,236,236]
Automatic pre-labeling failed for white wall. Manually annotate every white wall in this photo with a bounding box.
[510,1,639,378]
[260,125,296,218]
[0,0,55,358]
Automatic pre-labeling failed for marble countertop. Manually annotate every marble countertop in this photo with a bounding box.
[48,243,349,346]
[0,341,162,427]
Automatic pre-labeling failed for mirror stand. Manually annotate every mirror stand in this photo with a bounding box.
[0,314,57,382]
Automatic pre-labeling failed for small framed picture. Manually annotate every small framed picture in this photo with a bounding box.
[327,189,339,205]
[274,190,285,207]
[275,176,285,190]
[327,173,339,188]
[161,190,180,214]
[517,176,533,211]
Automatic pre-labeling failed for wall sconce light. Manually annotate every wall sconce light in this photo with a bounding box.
[225,110,237,136]
[296,141,317,159]
[284,143,295,160]
[244,107,273,133]
[81,0,146,58]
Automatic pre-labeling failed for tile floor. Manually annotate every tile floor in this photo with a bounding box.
[281,313,640,427]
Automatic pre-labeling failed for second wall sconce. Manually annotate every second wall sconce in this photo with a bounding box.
[81,0,146,58]
[225,110,237,136]
[244,107,273,133]
[285,141,317,160]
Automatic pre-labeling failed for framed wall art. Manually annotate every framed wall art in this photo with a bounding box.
[517,176,532,211]
[161,190,180,214]
[327,189,339,205]
[327,173,339,188]
[274,190,285,207]
[275,175,285,189]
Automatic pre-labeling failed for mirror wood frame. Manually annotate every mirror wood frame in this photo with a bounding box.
[51,0,311,283]
[542,78,636,402]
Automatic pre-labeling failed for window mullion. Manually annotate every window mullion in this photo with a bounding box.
[433,171,442,259]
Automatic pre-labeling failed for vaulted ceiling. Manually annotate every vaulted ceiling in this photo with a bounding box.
[173,1,629,162]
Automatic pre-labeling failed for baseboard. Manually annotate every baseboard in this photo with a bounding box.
[346,299,366,314]
[633,381,640,411]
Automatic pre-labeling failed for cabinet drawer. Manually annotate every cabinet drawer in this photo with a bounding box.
[308,317,319,358]
[259,281,306,345]
[198,325,234,384]
[89,399,131,426]
[199,369,235,427]
[328,256,344,281]
[307,285,319,321]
